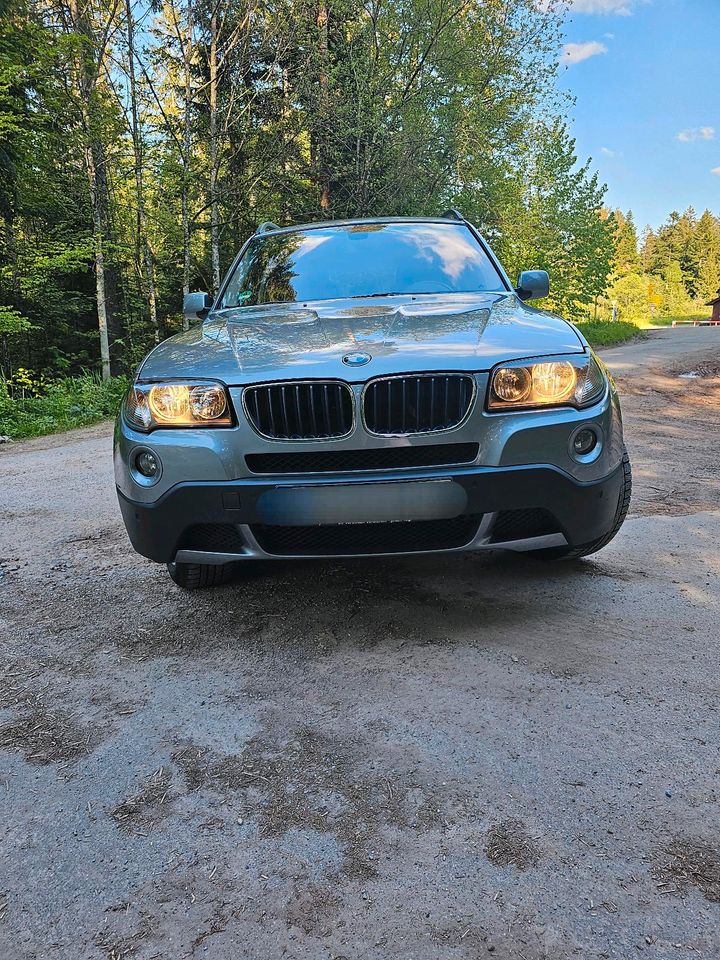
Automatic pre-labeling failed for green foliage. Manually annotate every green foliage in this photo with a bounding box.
[0,304,31,333]
[0,372,128,438]
[3,364,48,396]
[595,206,720,324]
[610,210,641,276]
[608,273,654,323]
[661,260,692,315]
[0,0,100,379]
[465,123,615,321]
[643,208,720,304]
[3,0,609,385]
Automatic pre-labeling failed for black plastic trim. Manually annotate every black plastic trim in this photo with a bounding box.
[117,461,625,563]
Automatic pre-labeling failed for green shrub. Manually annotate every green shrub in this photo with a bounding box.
[575,319,642,348]
[0,378,12,418]
[0,373,129,440]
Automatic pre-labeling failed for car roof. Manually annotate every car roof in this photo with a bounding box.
[256,216,470,236]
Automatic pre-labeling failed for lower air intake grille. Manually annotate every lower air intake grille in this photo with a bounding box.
[245,442,479,474]
[489,508,560,543]
[244,381,353,439]
[251,514,482,556]
[363,374,475,435]
[177,524,245,552]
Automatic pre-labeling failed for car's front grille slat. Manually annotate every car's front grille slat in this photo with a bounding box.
[308,386,318,435]
[322,384,332,434]
[244,381,353,440]
[267,388,277,436]
[280,385,291,436]
[363,374,474,435]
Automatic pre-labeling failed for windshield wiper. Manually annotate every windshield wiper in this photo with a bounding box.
[351,292,405,299]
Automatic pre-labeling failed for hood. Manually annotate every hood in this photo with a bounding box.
[138,293,585,385]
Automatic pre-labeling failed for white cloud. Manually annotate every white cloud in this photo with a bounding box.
[561,40,608,65]
[600,146,615,156]
[569,0,633,12]
[712,167,720,177]
[677,127,715,142]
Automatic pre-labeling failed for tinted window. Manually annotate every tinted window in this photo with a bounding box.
[220,222,505,307]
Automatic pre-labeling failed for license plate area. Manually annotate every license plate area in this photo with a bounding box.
[256,479,468,526]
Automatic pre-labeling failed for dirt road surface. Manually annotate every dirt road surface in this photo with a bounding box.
[1,327,719,960]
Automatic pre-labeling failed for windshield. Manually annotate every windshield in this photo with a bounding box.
[220,221,506,307]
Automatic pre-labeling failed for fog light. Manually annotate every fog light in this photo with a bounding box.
[135,450,159,477]
[573,428,597,455]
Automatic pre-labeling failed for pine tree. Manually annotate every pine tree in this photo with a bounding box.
[694,209,720,303]
[611,210,641,276]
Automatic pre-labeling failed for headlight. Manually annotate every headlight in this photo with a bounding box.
[488,354,606,411]
[123,381,233,431]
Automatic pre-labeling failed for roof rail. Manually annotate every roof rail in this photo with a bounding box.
[256,221,280,234]
[440,208,465,222]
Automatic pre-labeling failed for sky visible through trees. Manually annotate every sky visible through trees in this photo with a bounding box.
[0,0,719,391]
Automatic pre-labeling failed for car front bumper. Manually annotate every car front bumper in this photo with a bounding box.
[117,459,625,563]
[115,375,626,563]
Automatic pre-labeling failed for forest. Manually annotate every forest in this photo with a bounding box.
[1,0,719,437]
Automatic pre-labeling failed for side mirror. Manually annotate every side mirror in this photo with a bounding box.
[516,270,549,301]
[183,291,212,322]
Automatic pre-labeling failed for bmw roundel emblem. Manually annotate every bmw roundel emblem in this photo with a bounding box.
[342,352,372,367]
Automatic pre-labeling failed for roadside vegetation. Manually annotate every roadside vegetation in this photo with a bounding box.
[0,373,128,441]
[577,307,714,349]
[576,320,642,348]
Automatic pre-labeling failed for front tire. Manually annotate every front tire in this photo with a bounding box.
[529,449,632,561]
[166,560,237,589]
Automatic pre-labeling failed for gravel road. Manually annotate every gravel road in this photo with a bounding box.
[1,327,719,960]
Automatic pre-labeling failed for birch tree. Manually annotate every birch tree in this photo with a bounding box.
[59,0,123,378]
[123,0,158,342]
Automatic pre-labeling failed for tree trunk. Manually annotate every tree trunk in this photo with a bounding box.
[182,0,193,330]
[316,1,330,212]
[68,0,114,379]
[209,4,220,294]
[125,0,159,343]
[2,219,21,377]
[5,218,21,304]
[86,146,111,381]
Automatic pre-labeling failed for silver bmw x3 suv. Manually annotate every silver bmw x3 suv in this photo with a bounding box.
[115,212,631,588]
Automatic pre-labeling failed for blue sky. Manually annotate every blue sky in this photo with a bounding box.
[558,0,720,230]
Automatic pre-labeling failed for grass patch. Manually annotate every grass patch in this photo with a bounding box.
[579,310,713,345]
[0,373,128,440]
[575,319,642,348]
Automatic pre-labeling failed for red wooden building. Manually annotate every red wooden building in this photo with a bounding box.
[708,289,720,324]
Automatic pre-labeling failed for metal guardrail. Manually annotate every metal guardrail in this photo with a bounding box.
[671,319,720,327]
